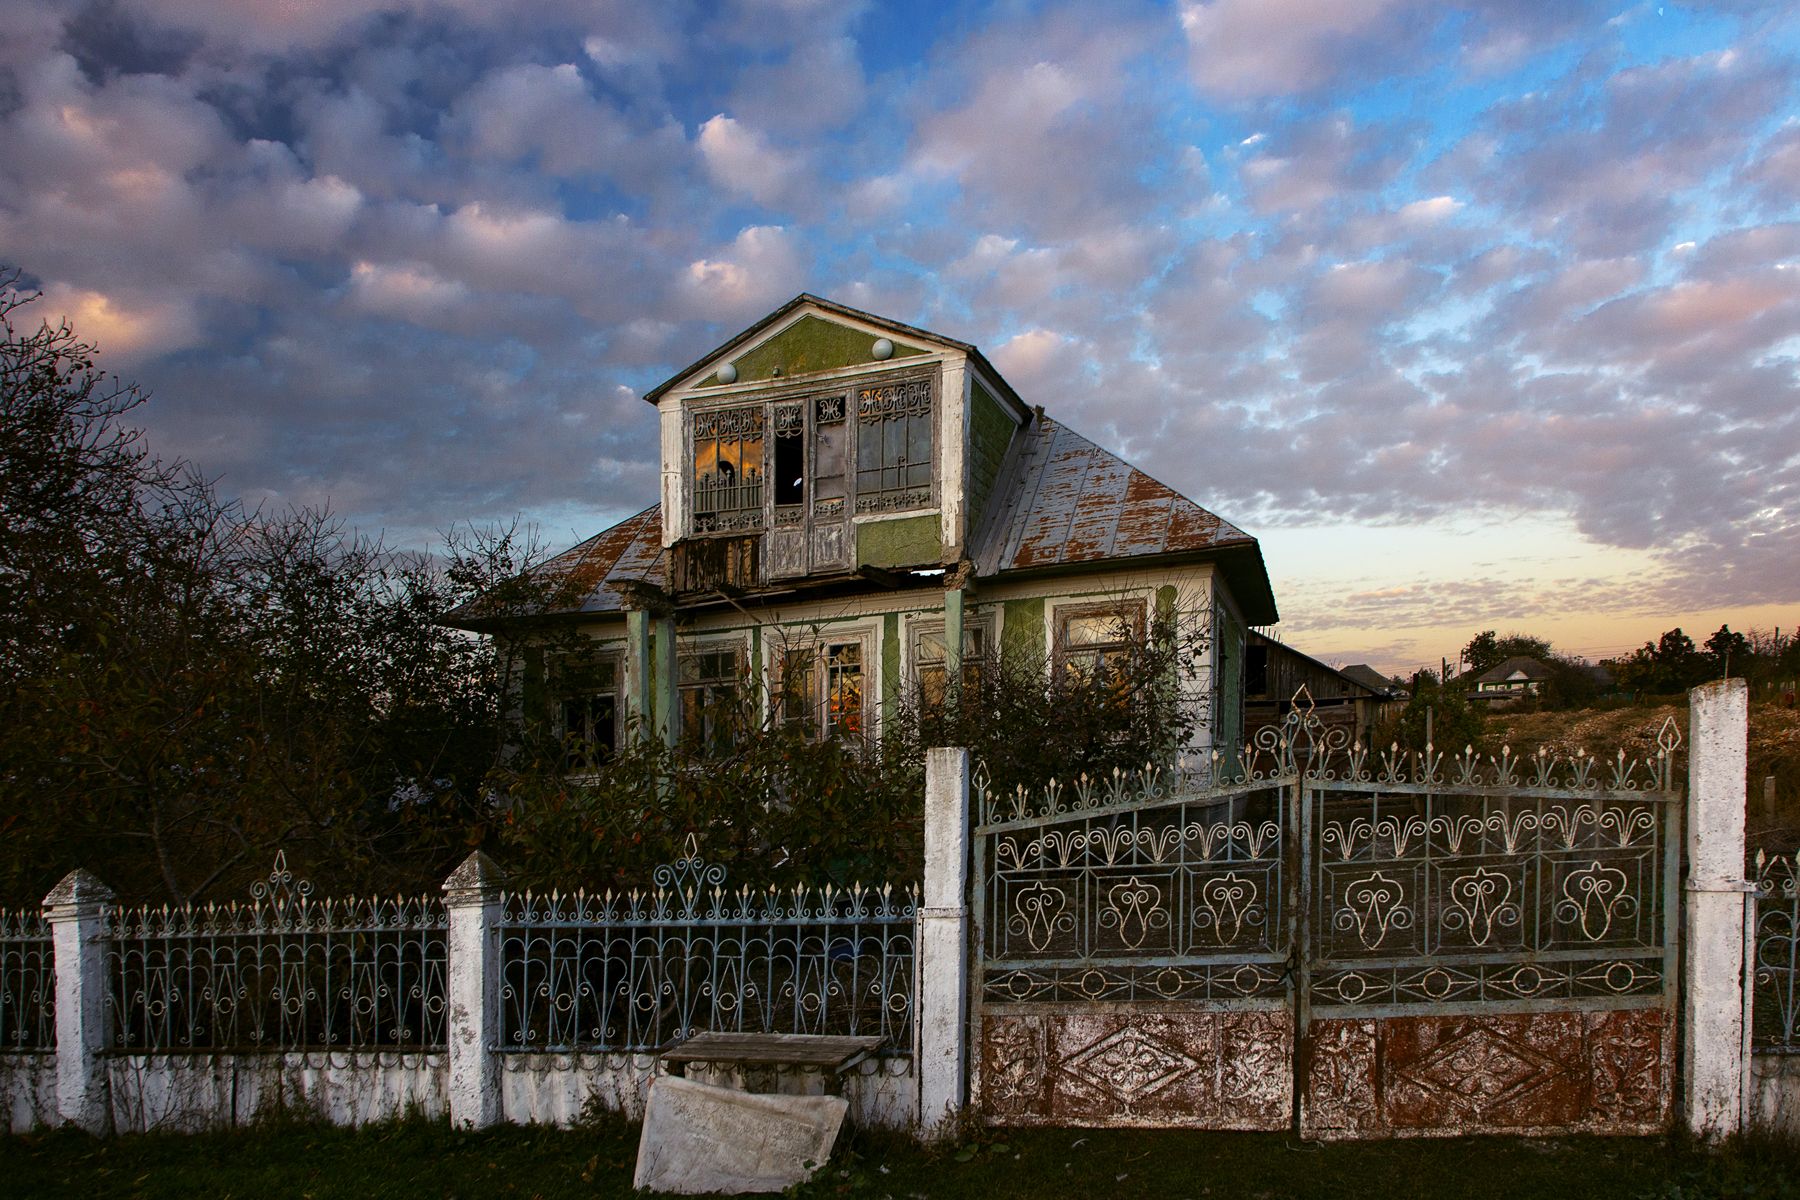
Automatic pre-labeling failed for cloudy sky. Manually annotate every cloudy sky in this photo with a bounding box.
[3,0,1797,674]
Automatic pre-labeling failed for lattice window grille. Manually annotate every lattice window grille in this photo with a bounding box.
[855,379,933,512]
[692,405,765,533]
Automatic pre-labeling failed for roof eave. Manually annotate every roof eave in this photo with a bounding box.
[641,294,1027,414]
[979,540,1278,626]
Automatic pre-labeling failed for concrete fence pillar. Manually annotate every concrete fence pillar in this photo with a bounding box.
[444,851,506,1129]
[43,869,114,1134]
[918,747,971,1139]
[1683,678,1751,1138]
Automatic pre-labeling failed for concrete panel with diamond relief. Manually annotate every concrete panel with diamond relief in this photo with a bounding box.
[1301,1008,1673,1139]
[980,1009,1291,1129]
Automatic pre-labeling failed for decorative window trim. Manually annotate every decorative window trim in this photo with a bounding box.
[853,375,936,515]
[905,612,994,706]
[768,622,879,742]
[690,402,766,535]
[683,367,939,540]
[1051,598,1148,682]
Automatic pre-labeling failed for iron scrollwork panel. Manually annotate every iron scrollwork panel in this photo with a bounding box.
[980,777,1292,1006]
[1753,851,1800,1051]
[497,840,917,1053]
[0,909,54,1051]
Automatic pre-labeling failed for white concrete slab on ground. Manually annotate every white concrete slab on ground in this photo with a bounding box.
[632,1075,848,1194]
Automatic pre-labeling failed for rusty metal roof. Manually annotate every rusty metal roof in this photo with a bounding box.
[971,414,1276,623]
[444,505,664,627]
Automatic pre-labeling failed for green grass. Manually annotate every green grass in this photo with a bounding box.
[2,1117,1797,1200]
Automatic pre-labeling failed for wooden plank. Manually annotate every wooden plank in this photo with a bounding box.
[660,1032,883,1073]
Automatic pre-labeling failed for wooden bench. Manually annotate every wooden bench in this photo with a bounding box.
[657,1033,884,1095]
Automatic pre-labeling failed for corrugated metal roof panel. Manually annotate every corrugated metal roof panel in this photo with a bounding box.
[1062,436,1135,561]
[448,506,664,623]
[975,416,1256,573]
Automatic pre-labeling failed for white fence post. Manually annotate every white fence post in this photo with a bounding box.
[444,851,505,1129]
[1684,678,1751,1138]
[43,869,114,1134]
[919,747,971,1139]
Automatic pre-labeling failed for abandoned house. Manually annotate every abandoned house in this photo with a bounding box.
[450,294,1278,762]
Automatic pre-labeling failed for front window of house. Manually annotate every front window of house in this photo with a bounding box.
[778,639,865,740]
[855,378,934,513]
[692,404,765,533]
[679,644,746,753]
[1055,601,1146,689]
[557,655,620,772]
[911,619,990,708]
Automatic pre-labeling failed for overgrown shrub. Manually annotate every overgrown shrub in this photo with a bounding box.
[493,609,1212,890]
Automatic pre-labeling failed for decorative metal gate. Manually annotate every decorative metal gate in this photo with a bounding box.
[971,698,1682,1138]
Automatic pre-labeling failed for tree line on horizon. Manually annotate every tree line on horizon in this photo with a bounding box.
[1425,625,1800,702]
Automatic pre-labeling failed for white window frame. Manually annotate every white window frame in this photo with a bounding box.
[904,611,995,706]
[552,648,624,772]
[677,637,750,750]
[767,621,880,741]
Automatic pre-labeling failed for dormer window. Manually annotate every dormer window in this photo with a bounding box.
[684,370,935,545]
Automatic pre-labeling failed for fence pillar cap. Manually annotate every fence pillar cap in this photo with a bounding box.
[443,849,506,902]
[1691,677,1749,701]
[43,868,114,911]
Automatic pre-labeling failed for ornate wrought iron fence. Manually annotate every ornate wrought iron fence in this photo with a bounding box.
[971,696,1685,1134]
[0,907,54,1052]
[497,840,917,1053]
[105,854,448,1053]
[1304,731,1683,1016]
[974,763,1292,1005]
[1752,850,1800,1052]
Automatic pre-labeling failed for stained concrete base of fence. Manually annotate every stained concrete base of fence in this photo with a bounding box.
[0,1050,918,1135]
[1752,1054,1800,1137]
[632,1076,847,1194]
[103,1053,448,1134]
[0,1053,56,1131]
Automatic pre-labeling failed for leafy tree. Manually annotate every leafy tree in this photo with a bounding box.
[1613,627,1708,696]
[0,272,545,904]
[1386,672,1484,753]
[1703,624,1751,677]
[1536,654,1603,709]
[892,608,1208,800]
